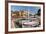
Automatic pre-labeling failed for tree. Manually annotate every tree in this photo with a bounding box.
[36,9,41,16]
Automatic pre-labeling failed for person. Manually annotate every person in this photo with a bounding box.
[11,16,15,28]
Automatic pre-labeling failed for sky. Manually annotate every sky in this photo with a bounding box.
[11,5,40,14]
